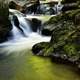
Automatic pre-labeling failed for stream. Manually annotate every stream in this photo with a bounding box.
[0,9,80,80]
[0,49,80,80]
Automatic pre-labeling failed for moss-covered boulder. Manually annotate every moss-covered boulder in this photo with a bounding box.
[43,9,80,35]
[42,15,62,36]
[32,42,53,56]
[32,9,80,68]
[50,10,80,63]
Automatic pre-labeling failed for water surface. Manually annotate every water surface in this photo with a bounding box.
[0,50,80,80]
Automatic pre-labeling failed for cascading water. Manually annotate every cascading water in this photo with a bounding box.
[11,20,24,40]
[0,9,51,56]
[0,9,79,80]
[9,9,32,40]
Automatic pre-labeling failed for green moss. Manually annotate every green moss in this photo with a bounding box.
[42,46,54,56]
[64,44,77,56]
[32,8,80,65]
[44,15,62,26]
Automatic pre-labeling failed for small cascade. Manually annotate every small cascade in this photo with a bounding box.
[17,16,32,35]
[11,20,25,40]
[57,1,63,14]
[9,9,33,40]
[0,9,51,56]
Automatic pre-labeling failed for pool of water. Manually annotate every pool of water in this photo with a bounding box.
[0,50,80,80]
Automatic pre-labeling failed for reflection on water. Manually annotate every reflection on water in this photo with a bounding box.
[0,50,80,80]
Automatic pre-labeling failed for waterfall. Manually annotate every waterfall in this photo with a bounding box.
[9,9,32,40]
[11,20,25,40]
[0,9,50,56]
[57,1,63,14]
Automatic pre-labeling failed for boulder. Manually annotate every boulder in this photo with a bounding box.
[32,42,53,56]
[31,18,41,32]
[9,1,22,11]
[0,19,12,42]
[42,15,61,36]
[32,42,49,55]
[0,1,12,42]
[62,3,79,12]
[32,9,80,69]
[9,1,16,9]
[41,29,53,36]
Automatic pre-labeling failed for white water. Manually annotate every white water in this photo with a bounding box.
[10,9,32,38]
[0,9,51,56]
[11,21,24,39]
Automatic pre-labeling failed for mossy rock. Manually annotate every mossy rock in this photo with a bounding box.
[44,15,62,26]
[9,1,18,9]
[32,42,49,55]
[63,43,80,61]
[32,42,54,56]
[32,9,80,67]
[41,46,54,56]
[64,44,77,56]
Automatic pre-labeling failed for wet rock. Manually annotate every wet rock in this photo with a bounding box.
[32,42,48,55]
[9,1,17,9]
[9,1,22,11]
[42,29,52,36]
[62,3,79,12]
[0,18,12,42]
[42,16,61,36]
[0,1,12,42]
[32,44,53,57]
[31,18,41,32]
